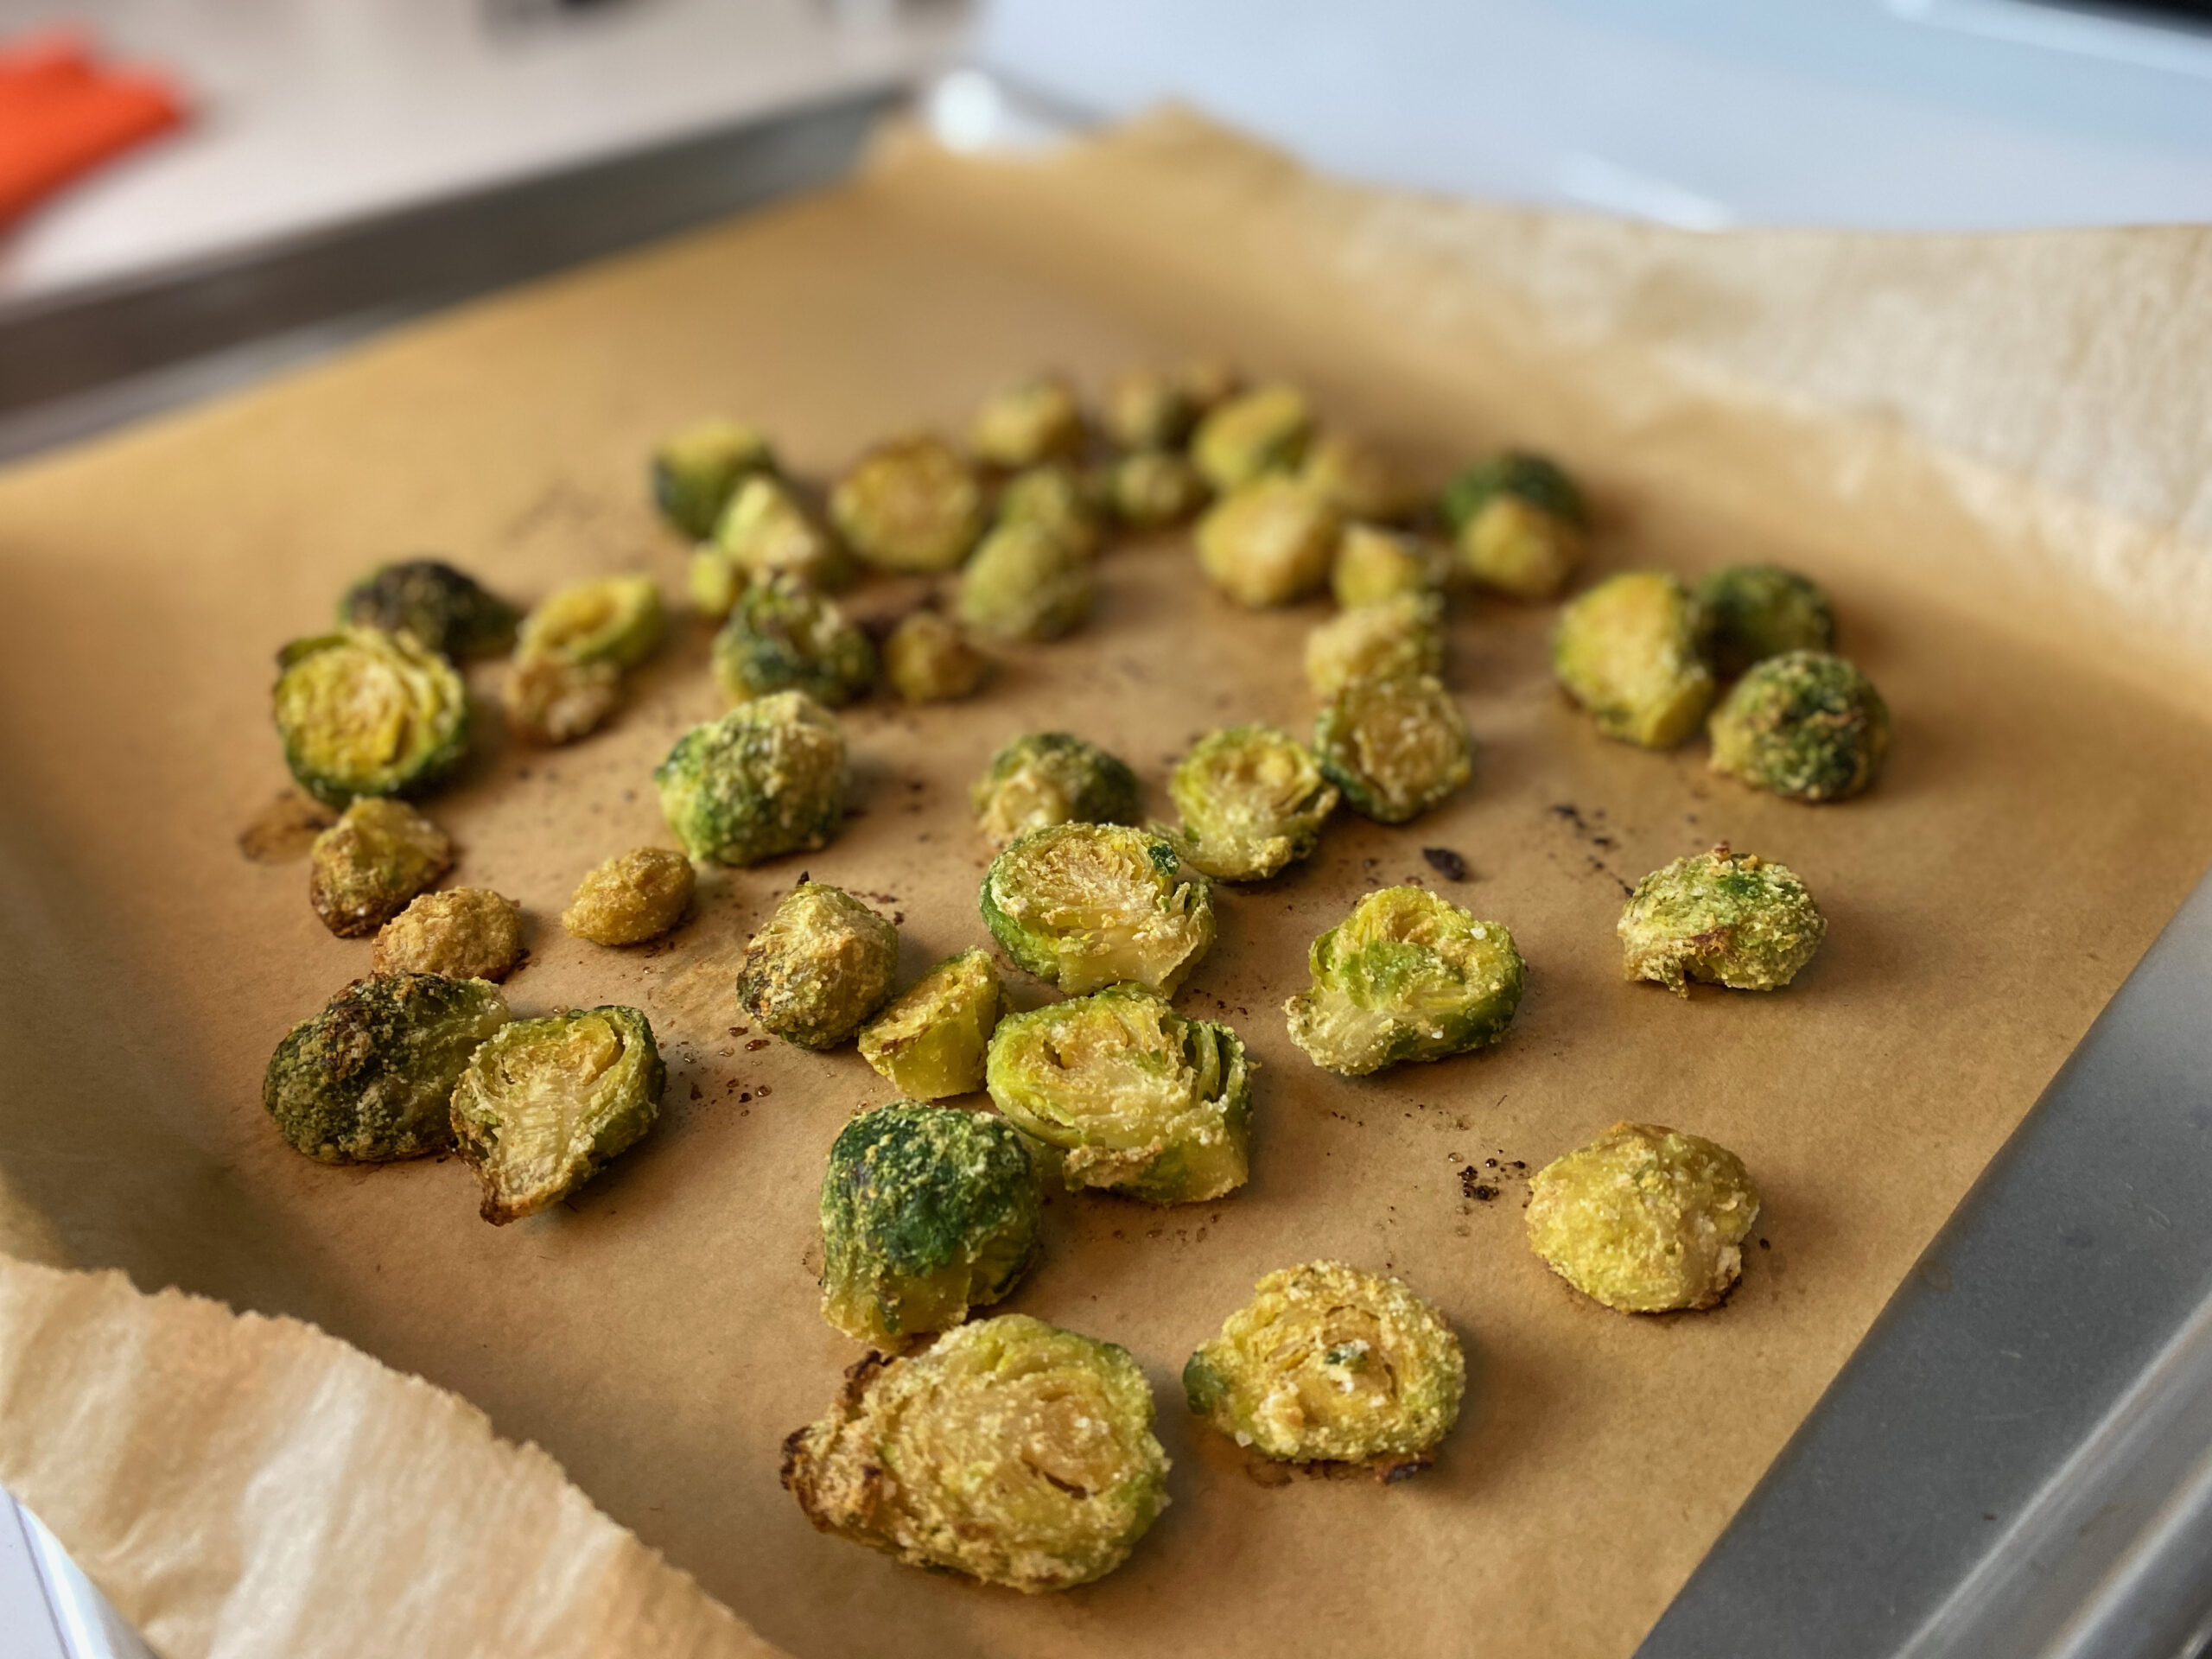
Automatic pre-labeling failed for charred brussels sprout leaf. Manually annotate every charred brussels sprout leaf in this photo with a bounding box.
[1619,844,1826,995]
[1442,450,1588,601]
[1331,524,1452,609]
[501,652,623,747]
[882,611,992,704]
[736,880,899,1049]
[819,1102,1040,1346]
[273,627,470,807]
[980,823,1215,995]
[711,574,877,708]
[516,575,664,671]
[371,887,522,982]
[655,690,846,866]
[995,463,1106,557]
[1695,563,1835,679]
[1166,724,1338,881]
[451,1006,664,1224]
[1192,383,1313,491]
[970,374,1087,469]
[710,474,853,594]
[830,435,985,574]
[1299,431,1421,522]
[1109,449,1211,531]
[308,798,453,938]
[782,1313,1169,1592]
[1195,475,1341,608]
[652,417,777,540]
[1285,886,1524,1076]
[1708,650,1891,802]
[1313,673,1474,823]
[264,973,509,1163]
[970,731,1141,849]
[562,847,695,945]
[338,559,518,660]
[1304,591,1446,699]
[1551,572,1715,749]
[957,522,1096,643]
[857,950,1004,1099]
[987,983,1253,1204]
[1526,1122,1761,1312]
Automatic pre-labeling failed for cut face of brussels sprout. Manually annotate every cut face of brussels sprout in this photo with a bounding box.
[712,474,853,593]
[655,690,846,866]
[1284,886,1524,1076]
[711,574,878,708]
[956,522,1097,643]
[995,463,1105,557]
[1109,450,1210,531]
[736,880,899,1049]
[1183,1261,1464,1465]
[686,548,744,622]
[980,823,1215,995]
[338,559,518,660]
[1708,649,1891,802]
[1619,844,1826,995]
[516,575,664,671]
[1299,431,1421,522]
[502,652,622,746]
[273,627,470,807]
[1192,383,1313,491]
[882,610,991,704]
[450,1006,664,1224]
[970,731,1141,849]
[1331,524,1451,609]
[987,983,1252,1204]
[1551,572,1715,749]
[1166,723,1338,881]
[371,887,522,982]
[970,374,1087,469]
[562,847,695,946]
[819,1102,1040,1346]
[1313,673,1475,824]
[264,973,509,1163]
[782,1313,1169,1592]
[652,417,777,540]
[1443,453,1588,601]
[1526,1121,1760,1312]
[1304,591,1446,699]
[1195,475,1341,608]
[308,798,453,938]
[830,435,985,574]
[1695,563,1835,679]
[858,950,1004,1099]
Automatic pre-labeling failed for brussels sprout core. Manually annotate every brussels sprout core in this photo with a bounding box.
[1313,674,1475,824]
[501,652,622,747]
[1696,563,1835,678]
[1551,571,1715,749]
[980,823,1216,995]
[308,798,453,938]
[563,848,695,945]
[1708,650,1891,802]
[516,575,664,671]
[957,522,1096,643]
[711,574,878,708]
[830,435,985,574]
[1192,383,1313,490]
[1442,451,1588,601]
[736,881,899,1049]
[970,375,1087,469]
[1304,591,1446,699]
[1195,475,1341,608]
[1526,1122,1761,1312]
[652,418,777,540]
[970,731,1141,849]
[1166,724,1338,881]
[655,691,846,865]
[371,887,522,982]
[858,950,1004,1099]
[882,611,991,704]
[1619,844,1826,994]
[339,559,518,660]
[273,627,470,806]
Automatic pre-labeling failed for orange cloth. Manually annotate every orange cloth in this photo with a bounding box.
[0,30,186,231]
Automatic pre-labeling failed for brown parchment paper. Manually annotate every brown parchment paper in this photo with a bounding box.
[5,109,2212,1659]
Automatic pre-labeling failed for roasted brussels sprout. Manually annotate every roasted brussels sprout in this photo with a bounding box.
[1166,723,1338,881]
[1551,571,1716,749]
[1104,360,1233,451]
[264,973,509,1163]
[1619,844,1826,995]
[819,1102,1040,1346]
[338,559,518,660]
[1526,1122,1760,1312]
[450,1006,664,1224]
[986,983,1252,1204]
[1299,431,1421,522]
[736,880,899,1049]
[652,417,776,540]
[1708,650,1891,802]
[308,798,453,938]
[1192,383,1313,491]
[371,887,522,982]
[1441,450,1588,601]
[562,847,695,945]
[1695,563,1835,679]
[1183,1261,1464,1466]
[711,474,853,594]
[782,1313,1168,1592]
[655,690,846,866]
[1195,475,1341,608]
[980,823,1215,995]
[970,374,1087,469]
[1108,449,1210,531]
[1331,524,1452,609]
[686,548,744,623]
[970,731,1141,849]
[515,574,664,671]
[273,627,470,807]
[956,522,1096,643]
[711,574,877,708]
[1285,886,1524,1076]
[995,463,1106,557]
[830,435,985,574]
[857,949,1004,1098]
[1304,591,1446,698]
[882,610,992,704]
[1313,673,1474,823]
[501,652,623,746]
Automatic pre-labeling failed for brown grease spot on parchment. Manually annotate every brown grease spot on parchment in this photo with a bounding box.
[237,791,337,862]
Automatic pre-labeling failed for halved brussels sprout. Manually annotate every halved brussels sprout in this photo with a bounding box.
[686,548,744,622]
[782,1313,1168,1592]
[655,690,846,866]
[1708,650,1891,802]
[970,731,1141,849]
[980,823,1215,995]
[501,652,623,747]
[1619,844,1826,995]
[1331,524,1452,609]
[957,522,1096,643]
[450,1006,664,1224]
[562,847,695,945]
[1184,1260,1464,1466]
[1104,360,1234,451]
[711,474,853,594]
[1304,591,1446,699]
[1441,450,1588,601]
[819,1102,1040,1346]
[1195,475,1341,608]
[1526,1122,1760,1312]
[711,573,877,708]
[986,983,1252,1204]
[1166,723,1338,881]
[338,559,518,660]
[652,417,777,540]
[882,610,991,704]
[736,880,899,1049]
[1695,563,1835,679]
[308,797,454,938]
[371,887,522,982]
[515,575,664,671]
[1192,383,1313,491]
[263,973,509,1163]
[1109,450,1210,531]
[995,463,1106,557]
[830,435,985,574]
[273,627,470,807]
[1313,673,1474,823]
[857,949,1004,1099]
[1552,572,1715,749]
[1284,886,1524,1076]
[1299,431,1421,522]
[970,374,1087,469]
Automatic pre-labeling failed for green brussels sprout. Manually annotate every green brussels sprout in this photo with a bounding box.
[1526,1121,1760,1312]
[1183,1261,1464,1466]
[1304,591,1446,699]
[1299,431,1421,522]
[710,574,877,708]
[736,880,899,1049]
[956,522,1096,643]
[1551,571,1716,750]
[272,627,470,807]
[450,1005,664,1224]
[1331,524,1452,609]
[857,949,1004,1099]
[338,559,518,660]
[970,731,1141,849]
[1104,360,1236,450]
[1191,383,1313,491]
[882,610,992,704]
[784,1313,1169,1592]
[263,973,509,1163]
[655,690,846,865]
[651,417,777,540]
[1619,843,1826,995]
[1695,563,1836,679]
[711,474,854,594]
[1195,475,1340,608]
[308,797,453,938]
[562,847,695,945]
[995,463,1106,557]
[516,574,664,671]
[1441,450,1588,601]
[818,1102,1040,1346]
[986,982,1252,1204]
[1108,449,1210,531]
[1708,649,1891,802]
[686,548,744,622]
[970,373,1087,469]
[501,652,623,746]
[371,887,522,982]
[830,435,985,574]
[980,823,1215,995]
[1284,886,1524,1076]
[1313,673,1474,823]
[1165,723,1338,881]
